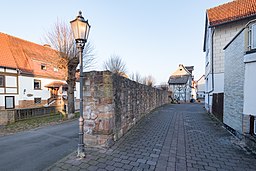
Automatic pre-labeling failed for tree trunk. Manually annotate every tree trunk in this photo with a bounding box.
[67,57,79,118]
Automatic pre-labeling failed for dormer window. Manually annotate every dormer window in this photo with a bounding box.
[54,67,58,72]
[41,64,46,70]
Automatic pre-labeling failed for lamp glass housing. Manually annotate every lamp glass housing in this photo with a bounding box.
[70,11,90,41]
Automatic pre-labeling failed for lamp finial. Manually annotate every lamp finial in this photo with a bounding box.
[79,11,82,16]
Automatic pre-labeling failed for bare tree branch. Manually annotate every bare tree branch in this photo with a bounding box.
[129,72,143,83]
[142,75,155,87]
[103,55,127,76]
[83,41,96,71]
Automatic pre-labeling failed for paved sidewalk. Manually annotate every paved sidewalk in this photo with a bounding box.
[46,104,256,171]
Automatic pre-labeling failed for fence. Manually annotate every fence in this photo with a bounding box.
[15,106,57,121]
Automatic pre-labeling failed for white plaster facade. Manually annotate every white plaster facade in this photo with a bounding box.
[244,53,256,116]
[196,75,205,99]
[0,66,81,110]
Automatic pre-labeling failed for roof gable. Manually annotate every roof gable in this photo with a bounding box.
[185,66,194,75]
[0,33,66,80]
[171,64,192,76]
[168,75,189,85]
[168,64,193,85]
[0,34,18,69]
[207,0,256,27]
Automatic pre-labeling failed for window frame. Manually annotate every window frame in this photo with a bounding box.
[34,79,41,90]
[34,98,42,104]
[0,75,5,87]
[249,23,256,50]
[5,96,15,109]
[41,64,46,70]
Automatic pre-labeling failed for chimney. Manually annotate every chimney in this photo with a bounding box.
[43,44,51,48]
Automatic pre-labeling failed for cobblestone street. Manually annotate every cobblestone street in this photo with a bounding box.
[47,104,256,171]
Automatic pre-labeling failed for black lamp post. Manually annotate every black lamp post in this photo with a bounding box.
[70,11,91,158]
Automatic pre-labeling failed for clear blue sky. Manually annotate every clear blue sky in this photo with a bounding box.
[0,0,231,84]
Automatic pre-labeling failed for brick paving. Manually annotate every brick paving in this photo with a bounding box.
[46,104,256,171]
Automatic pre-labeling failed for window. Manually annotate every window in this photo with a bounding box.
[0,75,4,87]
[34,98,41,104]
[34,79,41,89]
[254,119,256,135]
[5,96,14,109]
[248,24,256,50]
[53,67,58,72]
[41,64,46,70]
[62,86,68,92]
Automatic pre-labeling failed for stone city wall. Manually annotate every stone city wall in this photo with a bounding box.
[83,71,169,147]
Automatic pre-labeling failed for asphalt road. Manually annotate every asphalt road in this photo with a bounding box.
[0,120,78,171]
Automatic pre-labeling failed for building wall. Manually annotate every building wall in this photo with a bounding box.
[204,19,250,112]
[0,72,68,109]
[213,73,225,93]
[197,76,205,99]
[83,71,169,147]
[170,77,193,103]
[224,31,245,133]
[213,20,249,74]
[17,76,66,108]
[204,73,213,112]
[19,76,50,101]
[244,52,256,116]
[74,81,80,111]
[172,84,191,102]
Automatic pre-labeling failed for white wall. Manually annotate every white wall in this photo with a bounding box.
[0,96,3,107]
[0,95,19,108]
[244,53,256,115]
[75,81,80,100]
[19,76,69,100]
[214,73,224,93]
[15,76,67,107]
[197,84,205,92]
[0,67,80,108]
[204,26,213,109]
[18,76,52,101]
[5,76,18,94]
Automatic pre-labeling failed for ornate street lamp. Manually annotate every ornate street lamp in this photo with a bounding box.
[70,11,91,158]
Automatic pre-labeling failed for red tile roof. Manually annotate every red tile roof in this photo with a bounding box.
[0,33,67,80]
[45,81,67,88]
[207,0,256,26]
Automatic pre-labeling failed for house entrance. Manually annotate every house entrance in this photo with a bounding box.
[50,88,58,98]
